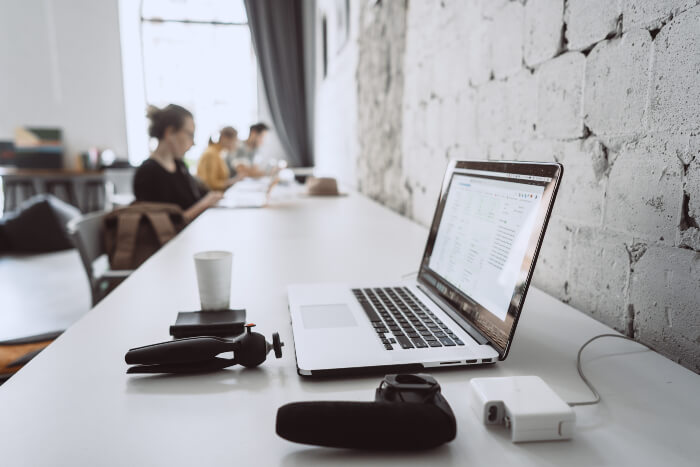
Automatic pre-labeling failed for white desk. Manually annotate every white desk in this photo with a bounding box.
[1,193,698,466]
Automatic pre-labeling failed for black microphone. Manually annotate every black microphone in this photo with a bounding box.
[276,374,457,450]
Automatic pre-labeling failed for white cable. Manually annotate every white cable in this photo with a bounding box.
[568,333,651,407]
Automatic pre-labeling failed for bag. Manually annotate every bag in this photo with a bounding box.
[103,202,186,270]
[0,194,81,253]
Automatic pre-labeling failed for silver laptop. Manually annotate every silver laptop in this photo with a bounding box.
[217,177,278,209]
[288,160,563,376]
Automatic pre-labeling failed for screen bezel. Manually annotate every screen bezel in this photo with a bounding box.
[416,160,563,360]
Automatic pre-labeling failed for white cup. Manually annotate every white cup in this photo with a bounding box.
[194,251,233,311]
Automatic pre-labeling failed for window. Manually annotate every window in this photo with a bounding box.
[139,0,258,166]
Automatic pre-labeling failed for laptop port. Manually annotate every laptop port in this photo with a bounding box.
[481,358,492,363]
[439,361,461,365]
[466,359,477,364]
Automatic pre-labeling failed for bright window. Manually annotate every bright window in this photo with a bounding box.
[140,0,257,166]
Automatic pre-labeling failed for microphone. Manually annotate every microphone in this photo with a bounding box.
[276,374,457,450]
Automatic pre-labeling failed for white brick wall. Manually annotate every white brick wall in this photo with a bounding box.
[584,30,652,136]
[565,0,621,51]
[536,52,585,139]
[343,0,700,372]
[648,6,700,131]
[491,2,524,79]
[622,0,700,31]
[524,0,564,67]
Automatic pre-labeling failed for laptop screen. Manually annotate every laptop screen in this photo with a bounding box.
[418,161,562,358]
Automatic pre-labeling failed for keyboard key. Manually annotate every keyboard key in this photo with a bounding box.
[384,344,394,350]
[439,337,456,346]
[396,335,414,349]
[358,301,381,323]
[357,286,464,351]
[412,338,428,348]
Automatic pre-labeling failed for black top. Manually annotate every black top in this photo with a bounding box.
[133,159,207,210]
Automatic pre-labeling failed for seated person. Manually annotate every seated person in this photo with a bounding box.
[226,122,271,179]
[196,126,241,191]
[133,104,223,222]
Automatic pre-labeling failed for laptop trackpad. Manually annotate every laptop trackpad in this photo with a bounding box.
[301,304,357,329]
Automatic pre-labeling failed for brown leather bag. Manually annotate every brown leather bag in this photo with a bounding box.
[103,202,186,270]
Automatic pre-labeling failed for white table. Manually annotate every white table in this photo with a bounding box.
[1,193,698,466]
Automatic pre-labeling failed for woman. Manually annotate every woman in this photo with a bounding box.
[196,126,240,191]
[133,104,222,222]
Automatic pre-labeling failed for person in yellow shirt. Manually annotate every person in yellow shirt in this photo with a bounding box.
[196,127,240,191]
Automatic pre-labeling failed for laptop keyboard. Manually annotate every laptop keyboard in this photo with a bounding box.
[351,287,465,351]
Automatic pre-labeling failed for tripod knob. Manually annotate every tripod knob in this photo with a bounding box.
[272,332,284,358]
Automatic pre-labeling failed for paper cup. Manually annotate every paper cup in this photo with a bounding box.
[194,251,232,311]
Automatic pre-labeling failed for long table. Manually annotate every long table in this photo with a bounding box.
[0,193,698,466]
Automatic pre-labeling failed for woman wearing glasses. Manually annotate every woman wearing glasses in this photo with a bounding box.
[133,104,223,222]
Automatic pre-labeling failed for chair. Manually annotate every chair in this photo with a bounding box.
[104,168,135,209]
[67,211,133,306]
[0,331,63,386]
[82,179,106,213]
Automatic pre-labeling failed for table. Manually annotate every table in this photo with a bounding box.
[0,167,105,212]
[0,192,698,466]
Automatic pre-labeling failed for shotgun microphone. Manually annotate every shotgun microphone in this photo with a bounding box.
[276,374,457,450]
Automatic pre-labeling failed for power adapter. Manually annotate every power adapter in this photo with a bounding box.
[468,376,575,442]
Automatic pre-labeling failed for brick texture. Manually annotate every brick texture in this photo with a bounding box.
[536,52,585,139]
[524,0,564,67]
[649,6,700,132]
[565,0,621,51]
[349,0,700,372]
[584,30,652,136]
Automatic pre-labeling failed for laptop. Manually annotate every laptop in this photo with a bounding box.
[217,176,279,209]
[287,160,563,376]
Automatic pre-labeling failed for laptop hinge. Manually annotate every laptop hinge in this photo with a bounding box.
[416,284,490,345]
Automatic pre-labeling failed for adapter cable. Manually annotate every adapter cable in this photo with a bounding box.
[568,333,652,407]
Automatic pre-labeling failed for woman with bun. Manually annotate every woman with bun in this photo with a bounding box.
[133,104,223,222]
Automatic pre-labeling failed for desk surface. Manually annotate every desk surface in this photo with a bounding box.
[1,193,698,466]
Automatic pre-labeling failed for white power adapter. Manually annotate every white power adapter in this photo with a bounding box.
[468,376,575,442]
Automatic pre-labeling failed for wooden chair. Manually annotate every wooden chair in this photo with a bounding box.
[67,211,133,306]
[0,331,63,386]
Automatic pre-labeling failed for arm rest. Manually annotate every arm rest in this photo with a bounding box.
[102,269,134,278]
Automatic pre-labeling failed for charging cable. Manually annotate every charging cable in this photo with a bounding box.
[568,333,651,407]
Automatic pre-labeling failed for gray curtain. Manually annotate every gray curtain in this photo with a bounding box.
[244,0,315,167]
